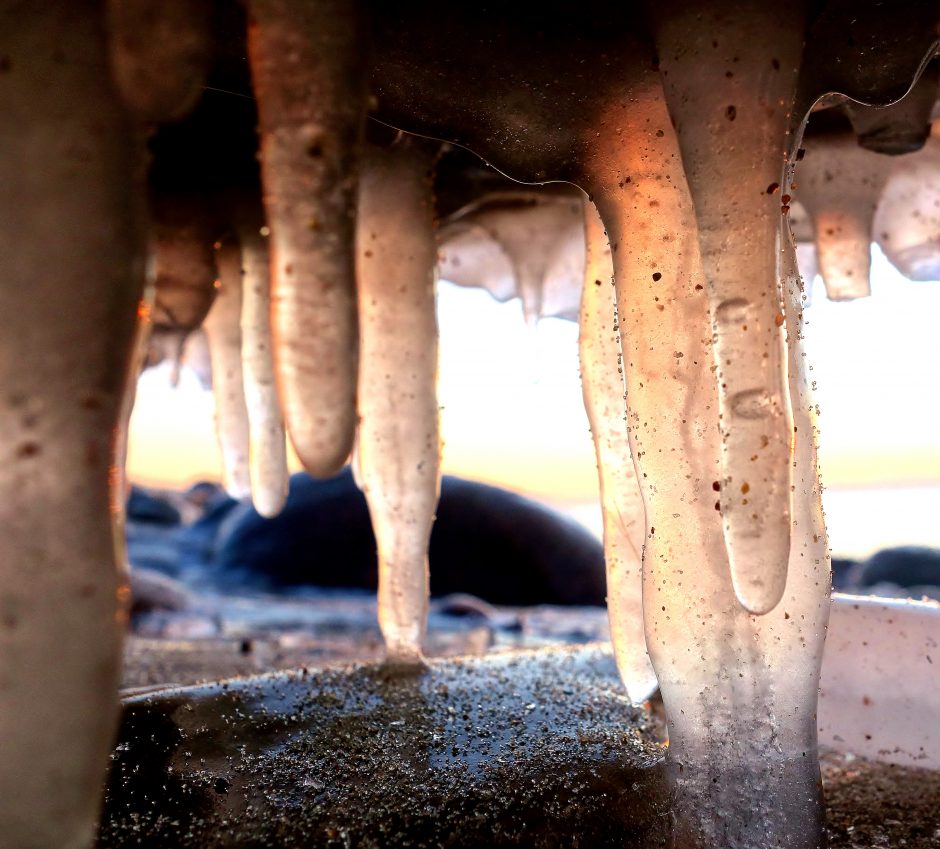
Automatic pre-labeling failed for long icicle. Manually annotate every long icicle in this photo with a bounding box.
[0,3,145,845]
[246,0,366,477]
[356,139,441,663]
[650,1,802,615]
[239,225,289,518]
[583,63,827,847]
[205,239,252,499]
[578,198,656,703]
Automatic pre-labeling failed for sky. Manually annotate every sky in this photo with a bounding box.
[127,245,940,557]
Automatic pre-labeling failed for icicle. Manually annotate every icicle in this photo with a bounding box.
[246,0,367,477]
[797,134,891,300]
[438,192,586,322]
[874,131,940,281]
[583,62,827,847]
[106,0,211,123]
[0,4,145,845]
[205,241,252,500]
[649,1,802,616]
[149,196,219,331]
[356,140,441,663]
[577,199,656,703]
[239,227,289,518]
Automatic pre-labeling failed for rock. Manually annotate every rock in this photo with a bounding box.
[126,485,182,526]
[212,469,607,605]
[129,567,193,616]
[858,546,940,590]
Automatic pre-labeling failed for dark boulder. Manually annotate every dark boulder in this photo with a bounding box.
[213,469,607,606]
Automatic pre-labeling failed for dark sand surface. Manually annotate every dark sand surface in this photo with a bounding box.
[110,601,940,848]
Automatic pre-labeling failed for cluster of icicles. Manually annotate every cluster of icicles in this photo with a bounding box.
[4,3,940,849]
[135,5,940,849]
[166,8,927,848]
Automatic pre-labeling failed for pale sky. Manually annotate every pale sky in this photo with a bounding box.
[127,245,940,557]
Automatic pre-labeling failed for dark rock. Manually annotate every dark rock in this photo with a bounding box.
[126,485,182,526]
[213,469,607,606]
[858,546,940,590]
[129,567,193,616]
[830,557,861,592]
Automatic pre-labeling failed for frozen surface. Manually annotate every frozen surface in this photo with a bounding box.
[820,595,940,769]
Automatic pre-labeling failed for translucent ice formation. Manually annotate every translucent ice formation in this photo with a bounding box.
[874,130,940,281]
[246,0,366,477]
[650,2,801,615]
[438,191,586,322]
[797,134,891,300]
[149,196,219,331]
[238,226,288,518]
[821,595,940,769]
[583,63,828,846]
[356,140,441,662]
[0,4,145,846]
[106,0,210,123]
[577,199,656,703]
[205,241,252,500]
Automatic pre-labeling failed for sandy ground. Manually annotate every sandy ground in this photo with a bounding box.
[113,607,940,848]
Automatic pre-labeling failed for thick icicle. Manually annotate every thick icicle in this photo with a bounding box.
[874,130,940,281]
[205,241,252,500]
[797,134,890,300]
[356,140,441,663]
[577,199,656,703]
[583,68,827,847]
[106,0,211,123]
[0,3,145,846]
[246,0,366,477]
[239,227,289,518]
[650,1,801,615]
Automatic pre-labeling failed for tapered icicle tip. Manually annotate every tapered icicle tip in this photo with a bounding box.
[814,213,872,301]
[577,198,656,703]
[240,230,289,519]
[206,241,252,501]
[246,0,366,480]
[727,537,791,616]
[797,134,891,302]
[357,140,441,663]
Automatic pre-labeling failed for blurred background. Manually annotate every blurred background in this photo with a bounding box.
[127,244,940,561]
